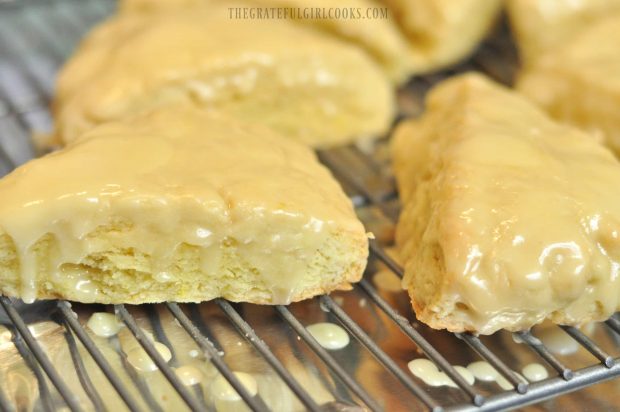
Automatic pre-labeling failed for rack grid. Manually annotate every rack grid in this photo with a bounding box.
[0,1,619,411]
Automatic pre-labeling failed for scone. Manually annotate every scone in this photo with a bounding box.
[516,14,620,155]
[507,0,620,66]
[0,107,369,304]
[379,0,502,73]
[121,0,414,84]
[52,2,394,148]
[393,73,620,334]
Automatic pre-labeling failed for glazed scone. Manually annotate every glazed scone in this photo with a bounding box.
[507,0,620,66]
[52,2,394,148]
[379,0,502,73]
[393,73,620,334]
[121,0,414,83]
[516,14,620,155]
[0,107,369,304]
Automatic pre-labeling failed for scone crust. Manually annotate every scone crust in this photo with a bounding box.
[52,1,394,148]
[383,0,502,72]
[516,14,620,155]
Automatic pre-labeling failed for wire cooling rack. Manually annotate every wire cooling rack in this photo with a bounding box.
[0,1,619,411]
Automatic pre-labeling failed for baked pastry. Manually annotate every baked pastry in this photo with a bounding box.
[379,0,502,73]
[117,0,502,80]
[507,0,620,66]
[52,2,394,148]
[121,0,414,84]
[393,73,620,334]
[516,14,620,155]
[0,107,368,304]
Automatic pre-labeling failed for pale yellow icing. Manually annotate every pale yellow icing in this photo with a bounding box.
[522,363,548,382]
[86,312,123,337]
[306,322,350,350]
[0,107,368,304]
[407,359,474,388]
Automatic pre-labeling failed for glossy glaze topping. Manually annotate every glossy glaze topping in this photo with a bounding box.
[0,107,367,304]
[393,73,620,334]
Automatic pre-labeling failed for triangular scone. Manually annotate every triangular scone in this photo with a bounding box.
[379,0,502,73]
[393,73,620,334]
[507,0,620,66]
[517,14,620,155]
[52,2,394,148]
[0,107,368,304]
[120,0,414,84]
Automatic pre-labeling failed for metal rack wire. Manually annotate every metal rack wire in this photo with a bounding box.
[0,0,619,411]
